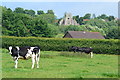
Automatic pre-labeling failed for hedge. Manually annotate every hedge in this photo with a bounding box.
[1,36,119,54]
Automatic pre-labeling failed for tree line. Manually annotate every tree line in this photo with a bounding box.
[1,6,119,39]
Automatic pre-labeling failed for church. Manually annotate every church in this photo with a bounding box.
[59,12,79,26]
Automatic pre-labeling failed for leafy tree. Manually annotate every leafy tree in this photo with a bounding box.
[79,17,84,25]
[7,8,12,12]
[83,13,91,19]
[73,15,80,24]
[97,14,108,19]
[37,14,56,24]
[12,20,28,37]
[37,10,44,15]
[47,10,54,15]
[108,16,115,21]
[106,27,119,39]
[14,7,25,13]
[24,9,35,16]
[64,25,81,33]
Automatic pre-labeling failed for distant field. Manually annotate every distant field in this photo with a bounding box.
[1,49,118,78]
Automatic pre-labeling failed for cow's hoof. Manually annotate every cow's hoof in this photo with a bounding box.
[37,67,39,68]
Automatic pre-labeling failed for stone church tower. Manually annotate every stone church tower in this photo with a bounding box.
[59,12,79,25]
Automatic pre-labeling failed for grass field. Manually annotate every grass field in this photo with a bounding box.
[1,49,118,78]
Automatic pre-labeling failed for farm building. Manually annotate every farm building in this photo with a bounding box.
[63,31,105,39]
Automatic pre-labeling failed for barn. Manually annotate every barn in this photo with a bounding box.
[63,31,105,39]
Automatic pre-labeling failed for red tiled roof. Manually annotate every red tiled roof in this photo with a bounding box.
[83,19,90,21]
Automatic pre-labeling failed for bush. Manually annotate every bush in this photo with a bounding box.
[1,36,119,54]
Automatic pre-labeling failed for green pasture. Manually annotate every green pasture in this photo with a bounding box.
[1,49,118,78]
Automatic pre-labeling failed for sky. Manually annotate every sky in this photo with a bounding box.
[2,0,120,2]
[1,1,119,18]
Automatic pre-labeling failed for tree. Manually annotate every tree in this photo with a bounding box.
[14,7,25,13]
[37,10,44,15]
[73,15,80,24]
[64,25,81,33]
[47,10,54,15]
[24,9,35,16]
[37,14,56,24]
[79,17,84,25]
[30,19,57,37]
[7,8,12,12]
[14,20,28,37]
[83,13,91,19]
[105,27,119,39]
[108,16,115,21]
[97,14,108,19]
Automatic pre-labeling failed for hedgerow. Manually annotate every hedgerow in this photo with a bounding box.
[1,36,119,54]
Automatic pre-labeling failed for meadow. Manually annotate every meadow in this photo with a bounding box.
[1,49,118,78]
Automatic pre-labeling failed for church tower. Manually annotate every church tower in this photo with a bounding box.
[59,12,79,25]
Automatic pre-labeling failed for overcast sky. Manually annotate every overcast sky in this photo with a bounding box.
[1,0,119,18]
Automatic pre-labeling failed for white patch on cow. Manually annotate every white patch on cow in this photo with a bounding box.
[36,49,40,68]
[14,57,18,68]
[18,56,24,59]
[25,53,31,59]
[30,47,35,51]
[9,46,12,54]
[27,47,35,54]
[16,46,20,51]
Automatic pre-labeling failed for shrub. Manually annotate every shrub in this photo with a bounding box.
[1,36,119,54]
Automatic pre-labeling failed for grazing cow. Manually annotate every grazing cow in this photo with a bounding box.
[69,46,93,58]
[8,46,40,69]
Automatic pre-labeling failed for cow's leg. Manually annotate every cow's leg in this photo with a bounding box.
[35,54,40,68]
[14,57,18,68]
[31,54,35,69]
[90,52,93,58]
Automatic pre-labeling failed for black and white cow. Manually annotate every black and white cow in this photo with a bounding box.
[69,46,93,58]
[8,46,40,69]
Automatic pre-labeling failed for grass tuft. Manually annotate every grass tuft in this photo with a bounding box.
[102,73,118,77]
[41,54,56,58]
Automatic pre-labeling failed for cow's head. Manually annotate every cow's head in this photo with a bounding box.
[8,46,19,55]
[8,46,12,54]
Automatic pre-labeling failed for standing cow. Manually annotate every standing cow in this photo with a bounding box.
[69,46,93,58]
[8,46,40,69]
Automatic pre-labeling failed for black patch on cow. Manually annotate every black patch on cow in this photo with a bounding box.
[77,47,93,54]
[11,47,19,57]
[19,46,31,59]
[32,47,40,55]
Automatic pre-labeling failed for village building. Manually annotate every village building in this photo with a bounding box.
[59,12,79,26]
[63,31,105,39]
[83,19,90,22]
